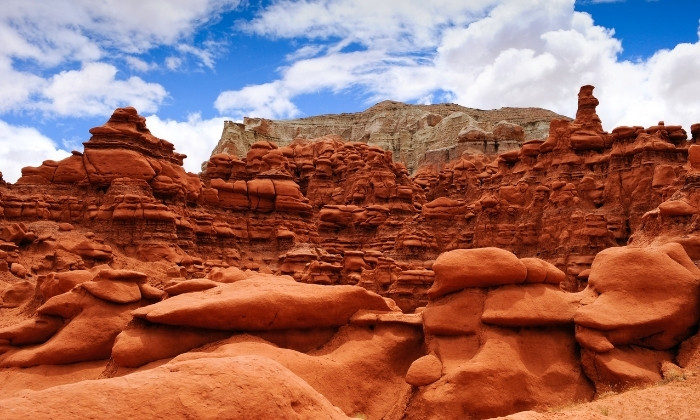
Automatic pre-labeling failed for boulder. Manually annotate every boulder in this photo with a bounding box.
[408,327,593,419]
[406,354,443,386]
[208,266,248,283]
[81,280,141,304]
[581,347,673,388]
[0,280,34,308]
[428,248,527,298]
[575,244,700,350]
[164,278,219,295]
[94,269,148,283]
[132,275,393,331]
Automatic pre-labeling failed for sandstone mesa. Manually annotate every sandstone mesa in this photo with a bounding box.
[0,86,699,419]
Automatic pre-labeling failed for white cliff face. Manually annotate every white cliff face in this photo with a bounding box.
[210,101,569,173]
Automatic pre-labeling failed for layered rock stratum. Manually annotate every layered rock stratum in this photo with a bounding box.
[212,101,567,173]
[1,86,699,419]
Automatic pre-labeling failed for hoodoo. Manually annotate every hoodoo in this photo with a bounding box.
[1,86,700,419]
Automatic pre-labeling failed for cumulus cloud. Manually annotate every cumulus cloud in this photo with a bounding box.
[0,0,239,118]
[219,0,700,131]
[0,57,46,113]
[145,113,231,174]
[215,81,300,119]
[0,120,70,183]
[0,0,240,62]
[240,0,498,51]
[36,62,168,116]
[124,56,158,72]
[176,43,219,69]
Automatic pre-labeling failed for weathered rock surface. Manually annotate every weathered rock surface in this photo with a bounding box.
[2,86,696,310]
[575,243,700,390]
[131,275,394,331]
[429,247,528,297]
[1,85,700,419]
[213,101,566,173]
[0,355,350,420]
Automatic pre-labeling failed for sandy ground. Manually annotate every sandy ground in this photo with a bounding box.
[496,364,700,419]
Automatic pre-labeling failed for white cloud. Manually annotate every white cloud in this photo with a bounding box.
[218,0,700,133]
[0,120,70,183]
[241,0,499,51]
[0,0,239,118]
[0,0,243,183]
[37,62,168,117]
[0,59,168,117]
[145,113,231,174]
[0,57,46,113]
[124,56,158,72]
[215,81,300,119]
[284,44,326,62]
[165,56,183,71]
[0,0,240,63]
[176,43,218,69]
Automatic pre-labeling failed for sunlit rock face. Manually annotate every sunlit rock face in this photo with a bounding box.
[213,101,566,173]
[1,86,700,419]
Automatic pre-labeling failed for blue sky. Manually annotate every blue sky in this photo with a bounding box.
[1,0,700,182]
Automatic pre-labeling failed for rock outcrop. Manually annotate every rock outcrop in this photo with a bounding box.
[2,85,700,419]
[213,101,567,173]
[0,355,350,420]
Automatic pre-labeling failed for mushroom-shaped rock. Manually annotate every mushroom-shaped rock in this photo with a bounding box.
[575,243,700,351]
[132,275,393,331]
[428,248,527,298]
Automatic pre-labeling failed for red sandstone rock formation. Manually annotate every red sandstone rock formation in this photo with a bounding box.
[1,86,700,418]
